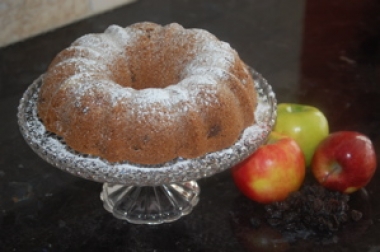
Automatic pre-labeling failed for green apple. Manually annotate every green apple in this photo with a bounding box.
[274,103,329,166]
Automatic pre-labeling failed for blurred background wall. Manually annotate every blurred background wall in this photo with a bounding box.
[0,0,137,48]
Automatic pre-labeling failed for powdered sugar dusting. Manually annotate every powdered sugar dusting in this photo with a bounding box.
[105,25,139,48]
[18,69,276,185]
[182,66,230,81]
[71,45,104,58]
[66,29,140,74]
[58,72,98,85]
[178,74,218,86]
[73,33,121,51]
[132,88,171,104]
[46,23,239,113]
[52,57,109,74]
[38,23,260,165]
[181,35,235,85]
[107,84,135,105]
[187,49,234,71]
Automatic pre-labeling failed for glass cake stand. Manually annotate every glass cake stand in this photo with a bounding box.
[17,69,277,224]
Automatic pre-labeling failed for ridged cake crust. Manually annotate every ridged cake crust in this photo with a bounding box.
[37,22,257,164]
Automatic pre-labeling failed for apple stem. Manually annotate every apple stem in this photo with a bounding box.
[322,162,342,184]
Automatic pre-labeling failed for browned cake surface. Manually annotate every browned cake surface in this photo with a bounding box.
[37,22,257,164]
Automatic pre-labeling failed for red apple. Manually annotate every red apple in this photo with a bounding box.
[231,132,306,204]
[311,131,377,193]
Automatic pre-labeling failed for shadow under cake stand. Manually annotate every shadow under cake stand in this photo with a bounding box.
[17,69,277,224]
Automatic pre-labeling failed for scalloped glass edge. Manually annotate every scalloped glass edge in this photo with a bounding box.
[17,68,277,186]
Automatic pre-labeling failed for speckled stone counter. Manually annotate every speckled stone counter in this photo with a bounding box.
[1,0,380,251]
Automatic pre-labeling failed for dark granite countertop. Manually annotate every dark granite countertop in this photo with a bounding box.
[1,0,380,251]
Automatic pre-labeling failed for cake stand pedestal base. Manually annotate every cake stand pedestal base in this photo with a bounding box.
[100,181,200,224]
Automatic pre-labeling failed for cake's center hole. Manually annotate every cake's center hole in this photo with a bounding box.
[113,32,197,90]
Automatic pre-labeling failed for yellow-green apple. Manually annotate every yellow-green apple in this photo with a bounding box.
[274,103,329,166]
[231,132,306,204]
[312,131,377,193]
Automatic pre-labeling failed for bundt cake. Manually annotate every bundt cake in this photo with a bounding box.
[37,22,257,165]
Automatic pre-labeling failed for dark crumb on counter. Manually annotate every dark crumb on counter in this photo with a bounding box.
[249,217,261,229]
[262,184,363,244]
